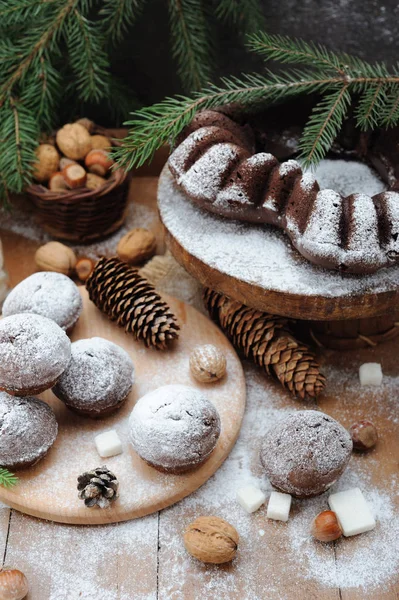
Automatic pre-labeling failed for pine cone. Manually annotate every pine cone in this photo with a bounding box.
[77,466,119,509]
[204,289,326,400]
[86,257,179,350]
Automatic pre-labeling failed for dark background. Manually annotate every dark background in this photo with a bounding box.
[111,0,398,107]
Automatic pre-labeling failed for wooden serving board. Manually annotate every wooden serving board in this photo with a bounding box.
[158,165,399,321]
[0,288,246,524]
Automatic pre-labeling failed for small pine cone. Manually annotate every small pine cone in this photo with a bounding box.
[265,335,326,399]
[204,288,326,400]
[86,257,179,350]
[77,466,119,509]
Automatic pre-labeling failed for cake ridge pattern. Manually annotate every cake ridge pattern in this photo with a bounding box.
[168,110,399,274]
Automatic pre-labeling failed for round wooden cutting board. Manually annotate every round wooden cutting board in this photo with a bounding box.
[158,165,399,321]
[0,288,246,524]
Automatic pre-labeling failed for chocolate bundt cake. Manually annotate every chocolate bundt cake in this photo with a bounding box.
[168,110,399,274]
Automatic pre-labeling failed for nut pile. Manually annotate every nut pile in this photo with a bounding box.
[33,119,114,192]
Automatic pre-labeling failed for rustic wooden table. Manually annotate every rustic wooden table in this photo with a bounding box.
[0,171,398,600]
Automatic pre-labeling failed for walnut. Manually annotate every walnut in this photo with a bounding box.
[117,228,157,265]
[184,516,239,564]
[190,344,227,383]
[86,173,107,190]
[35,241,77,275]
[75,117,95,133]
[90,134,111,151]
[56,123,92,160]
[33,144,60,182]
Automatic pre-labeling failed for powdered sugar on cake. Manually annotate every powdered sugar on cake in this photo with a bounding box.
[0,393,58,468]
[0,313,71,391]
[158,166,399,297]
[2,271,83,331]
[129,384,221,470]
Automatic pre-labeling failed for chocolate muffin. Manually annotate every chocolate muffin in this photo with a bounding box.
[260,410,352,498]
[2,272,83,332]
[0,313,71,396]
[52,337,134,417]
[129,384,221,474]
[0,392,58,469]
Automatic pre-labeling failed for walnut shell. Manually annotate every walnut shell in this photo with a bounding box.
[86,173,107,190]
[75,117,95,133]
[90,134,111,151]
[117,228,157,265]
[56,123,92,160]
[184,516,239,564]
[33,144,60,182]
[190,344,227,383]
[35,241,77,275]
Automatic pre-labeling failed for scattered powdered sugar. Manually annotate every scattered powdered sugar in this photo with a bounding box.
[2,271,83,331]
[0,313,71,391]
[309,158,387,197]
[158,166,399,298]
[0,197,158,261]
[129,384,221,471]
[0,393,58,468]
[53,337,134,413]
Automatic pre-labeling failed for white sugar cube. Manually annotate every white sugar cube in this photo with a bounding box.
[328,488,376,537]
[266,491,292,522]
[236,485,266,513]
[95,430,123,458]
[359,363,383,386]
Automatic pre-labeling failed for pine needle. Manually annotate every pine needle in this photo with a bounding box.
[0,468,18,489]
[116,31,399,172]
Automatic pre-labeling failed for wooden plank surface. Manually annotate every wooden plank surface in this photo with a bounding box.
[1,172,398,599]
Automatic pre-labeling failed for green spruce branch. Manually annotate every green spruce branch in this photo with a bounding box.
[0,468,18,489]
[0,0,263,205]
[116,31,399,171]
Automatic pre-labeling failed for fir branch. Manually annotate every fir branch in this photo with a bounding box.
[215,0,265,35]
[248,31,348,74]
[168,0,212,92]
[298,86,352,167]
[355,83,387,130]
[0,468,18,489]
[117,32,399,172]
[114,70,337,170]
[66,8,111,102]
[100,0,145,43]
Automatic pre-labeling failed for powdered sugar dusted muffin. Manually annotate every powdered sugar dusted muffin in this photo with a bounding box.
[129,384,221,474]
[260,410,352,498]
[2,272,83,332]
[0,392,58,469]
[0,313,71,396]
[52,337,134,417]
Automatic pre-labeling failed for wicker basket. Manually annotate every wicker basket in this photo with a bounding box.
[27,126,130,243]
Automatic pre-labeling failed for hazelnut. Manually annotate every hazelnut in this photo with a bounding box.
[76,257,95,282]
[59,157,78,171]
[349,420,378,451]
[33,144,60,182]
[190,344,227,383]
[0,568,29,600]
[90,134,111,151]
[86,173,107,190]
[84,149,113,176]
[56,123,92,160]
[184,516,239,564]
[75,117,95,133]
[62,163,87,188]
[311,510,342,542]
[117,228,157,265]
[35,241,77,275]
[48,172,68,192]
